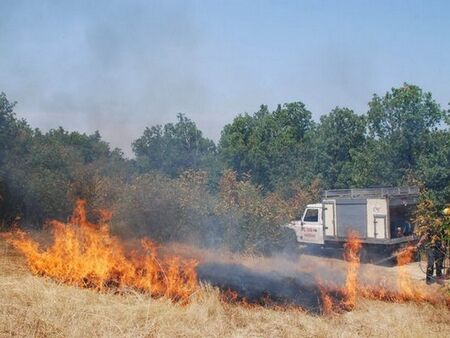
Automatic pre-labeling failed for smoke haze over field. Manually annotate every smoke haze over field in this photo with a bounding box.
[1,0,450,155]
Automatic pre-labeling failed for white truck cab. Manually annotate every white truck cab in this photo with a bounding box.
[289,203,325,245]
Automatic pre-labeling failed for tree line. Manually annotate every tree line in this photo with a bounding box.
[1,83,449,252]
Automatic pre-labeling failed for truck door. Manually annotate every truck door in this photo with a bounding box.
[373,214,387,239]
[300,208,324,245]
[323,200,336,237]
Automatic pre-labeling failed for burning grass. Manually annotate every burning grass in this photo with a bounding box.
[1,239,450,337]
[5,200,198,303]
[2,199,450,325]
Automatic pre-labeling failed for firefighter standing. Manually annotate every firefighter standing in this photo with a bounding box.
[414,201,449,285]
[416,230,445,284]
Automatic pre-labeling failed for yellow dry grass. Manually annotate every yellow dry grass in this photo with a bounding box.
[1,239,449,338]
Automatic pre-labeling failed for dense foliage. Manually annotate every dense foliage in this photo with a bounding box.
[1,84,449,252]
[132,113,217,177]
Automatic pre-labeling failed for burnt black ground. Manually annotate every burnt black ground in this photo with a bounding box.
[198,262,330,313]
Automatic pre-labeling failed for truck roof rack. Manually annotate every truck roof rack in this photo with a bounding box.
[323,186,419,199]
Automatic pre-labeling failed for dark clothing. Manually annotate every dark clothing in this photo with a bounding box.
[426,244,444,283]
[403,222,412,236]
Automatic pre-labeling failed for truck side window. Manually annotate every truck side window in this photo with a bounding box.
[304,209,319,222]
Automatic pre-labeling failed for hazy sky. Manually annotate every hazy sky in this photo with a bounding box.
[1,0,449,156]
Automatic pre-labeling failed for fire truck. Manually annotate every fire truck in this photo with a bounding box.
[285,187,419,260]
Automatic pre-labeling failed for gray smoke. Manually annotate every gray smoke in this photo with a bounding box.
[0,1,210,156]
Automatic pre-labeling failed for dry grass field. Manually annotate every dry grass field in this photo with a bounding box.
[1,239,449,338]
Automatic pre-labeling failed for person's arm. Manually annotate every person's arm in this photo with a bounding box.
[416,233,428,249]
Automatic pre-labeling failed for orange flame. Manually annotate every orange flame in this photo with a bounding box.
[355,246,446,305]
[327,234,448,313]
[6,205,449,312]
[8,200,198,302]
[342,231,362,310]
[396,246,419,299]
[318,283,334,315]
[391,246,434,302]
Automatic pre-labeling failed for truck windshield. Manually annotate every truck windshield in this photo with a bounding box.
[304,209,319,222]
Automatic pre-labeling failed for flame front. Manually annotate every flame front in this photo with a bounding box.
[342,231,362,310]
[396,246,421,299]
[319,233,448,313]
[6,204,449,312]
[8,200,198,302]
[358,246,443,304]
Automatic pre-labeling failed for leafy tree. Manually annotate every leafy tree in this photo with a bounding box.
[347,138,394,187]
[219,102,315,190]
[0,93,16,214]
[0,103,130,226]
[358,84,447,185]
[413,194,446,245]
[219,112,258,179]
[0,93,33,224]
[415,130,450,203]
[314,107,366,188]
[0,92,17,164]
[133,114,216,178]
[348,84,448,187]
